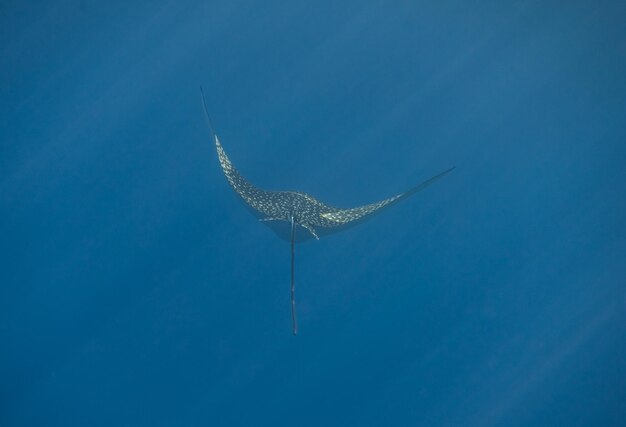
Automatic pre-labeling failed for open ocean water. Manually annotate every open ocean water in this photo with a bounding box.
[1,1,625,426]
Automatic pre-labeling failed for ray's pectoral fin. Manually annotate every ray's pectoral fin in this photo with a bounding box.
[319,167,455,230]
[301,223,319,240]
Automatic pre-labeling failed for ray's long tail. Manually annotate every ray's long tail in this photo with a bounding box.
[290,216,298,336]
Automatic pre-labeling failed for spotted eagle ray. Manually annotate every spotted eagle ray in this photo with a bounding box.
[201,90,454,335]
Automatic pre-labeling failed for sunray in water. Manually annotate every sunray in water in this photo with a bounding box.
[201,89,454,335]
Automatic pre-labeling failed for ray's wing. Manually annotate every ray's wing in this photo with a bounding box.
[201,88,278,219]
[320,167,455,229]
[214,136,282,218]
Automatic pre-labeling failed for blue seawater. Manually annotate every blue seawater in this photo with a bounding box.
[1,1,624,426]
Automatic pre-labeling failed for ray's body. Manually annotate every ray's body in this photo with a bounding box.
[202,90,453,335]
